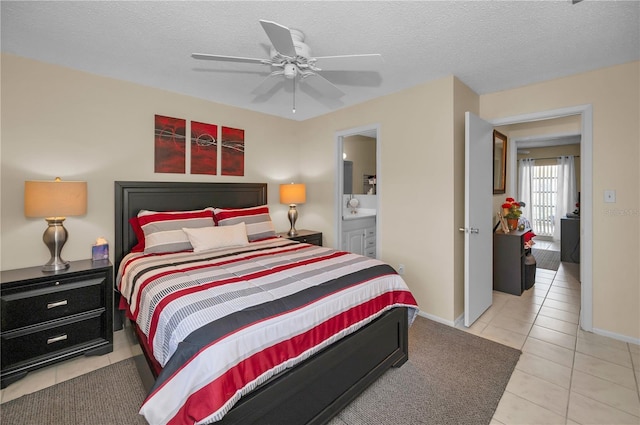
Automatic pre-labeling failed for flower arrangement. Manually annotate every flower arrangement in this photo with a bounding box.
[502,197,522,219]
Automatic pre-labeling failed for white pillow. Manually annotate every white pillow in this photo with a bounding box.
[182,222,249,252]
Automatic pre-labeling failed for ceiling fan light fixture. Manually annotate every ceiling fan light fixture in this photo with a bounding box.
[284,63,298,79]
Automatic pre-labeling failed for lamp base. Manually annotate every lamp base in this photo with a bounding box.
[42,218,70,272]
[287,204,299,237]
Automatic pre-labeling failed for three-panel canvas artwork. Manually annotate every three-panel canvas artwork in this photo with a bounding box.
[154,114,244,176]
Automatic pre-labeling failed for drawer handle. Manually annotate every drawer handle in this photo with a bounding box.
[47,300,68,309]
[47,334,68,344]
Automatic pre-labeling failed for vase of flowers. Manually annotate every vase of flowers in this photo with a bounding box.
[502,197,522,230]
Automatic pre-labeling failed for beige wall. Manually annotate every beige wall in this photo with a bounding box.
[1,54,300,270]
[481,61,640,339]
[297,76,462,322]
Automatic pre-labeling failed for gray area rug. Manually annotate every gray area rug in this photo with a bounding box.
[329,316,520,425]
[1,357,147,425]
[532,248,561,271]
[1,317,520,425]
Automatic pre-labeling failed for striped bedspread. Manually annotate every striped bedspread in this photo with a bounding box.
[117,238,418,425]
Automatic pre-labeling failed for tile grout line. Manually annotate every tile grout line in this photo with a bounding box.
[630,343,640,405]
[500,389,567,421]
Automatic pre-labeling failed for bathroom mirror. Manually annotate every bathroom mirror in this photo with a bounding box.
[493,130,507,194]
[343,135,376,195]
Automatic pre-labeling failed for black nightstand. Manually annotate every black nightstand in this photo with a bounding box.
[277,229,323,246]
[0,259,114,388]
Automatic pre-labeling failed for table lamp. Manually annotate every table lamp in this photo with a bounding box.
[279,183,306,237]
[24,177,87,271]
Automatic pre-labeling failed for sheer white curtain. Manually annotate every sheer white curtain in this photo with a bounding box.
[554,155,577,240]
[518,158,535,231]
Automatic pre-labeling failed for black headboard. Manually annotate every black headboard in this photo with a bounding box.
[114,181,268,273]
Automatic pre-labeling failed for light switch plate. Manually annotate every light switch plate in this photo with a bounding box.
[604,190,616,203]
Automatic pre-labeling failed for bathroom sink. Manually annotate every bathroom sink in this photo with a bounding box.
[342,208,376,220]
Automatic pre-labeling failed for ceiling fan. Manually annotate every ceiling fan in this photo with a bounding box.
[192,20,382,113]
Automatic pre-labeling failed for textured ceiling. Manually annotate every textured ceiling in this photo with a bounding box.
[2,1,639,121]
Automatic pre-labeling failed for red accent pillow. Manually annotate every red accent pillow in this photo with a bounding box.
[129,217,145,253]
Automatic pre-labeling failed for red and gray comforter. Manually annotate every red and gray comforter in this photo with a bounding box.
[117,238,418,425]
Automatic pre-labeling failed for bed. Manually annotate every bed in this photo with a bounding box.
[114,181,418,425]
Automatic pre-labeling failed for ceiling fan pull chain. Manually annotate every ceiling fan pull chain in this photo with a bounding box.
[292,76,296,114]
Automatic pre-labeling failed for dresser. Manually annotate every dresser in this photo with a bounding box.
[493,229,529,296]
[1,259,113,388]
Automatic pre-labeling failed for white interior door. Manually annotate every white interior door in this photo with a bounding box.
[464,112,494,326]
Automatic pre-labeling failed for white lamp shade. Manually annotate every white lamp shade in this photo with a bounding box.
[25,178,87,218]
[279,183,306,205]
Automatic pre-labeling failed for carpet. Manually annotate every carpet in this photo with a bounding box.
[1,317,520,425]
[532,248,561,271]
[1,358,147,425]
[328,317,521,425]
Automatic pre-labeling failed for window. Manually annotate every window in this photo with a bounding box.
[531,164,558,237]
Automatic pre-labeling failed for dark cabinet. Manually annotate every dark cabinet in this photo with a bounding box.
[1,259,113,388]
[561,217,580,263]
[493,229,529,296]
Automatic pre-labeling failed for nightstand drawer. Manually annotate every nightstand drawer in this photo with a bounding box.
[296,234,322,246]
[1,276,104,331]
[277,230,323,247]
[1,310,104,368]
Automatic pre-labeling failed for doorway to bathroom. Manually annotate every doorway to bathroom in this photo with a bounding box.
[334,124,380,257]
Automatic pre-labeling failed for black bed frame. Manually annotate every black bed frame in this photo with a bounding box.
[114,181,409,425]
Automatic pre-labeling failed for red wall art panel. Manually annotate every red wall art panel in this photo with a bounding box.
[190,121,218,175]
[154,115,186,173]
[221,126,245,176]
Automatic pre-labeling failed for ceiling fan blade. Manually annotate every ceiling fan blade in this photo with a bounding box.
[259,20,296,57]
[192,53,268,65]
[313,54,382,71]
[301,73,345,99]
[299,83,344,109]
[251,80,285,104]
[251,72,284,96]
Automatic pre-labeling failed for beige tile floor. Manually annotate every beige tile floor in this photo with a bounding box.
[2,256,639,425]
[459,260,640,425]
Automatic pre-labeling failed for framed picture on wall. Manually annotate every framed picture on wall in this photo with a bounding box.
[154,115,186,174]
[221,126,245,176]
[191,121,218,175]
[493,130,507,194]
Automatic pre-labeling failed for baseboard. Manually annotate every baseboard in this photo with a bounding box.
[416,310,457,327]
[591,326,640,346]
